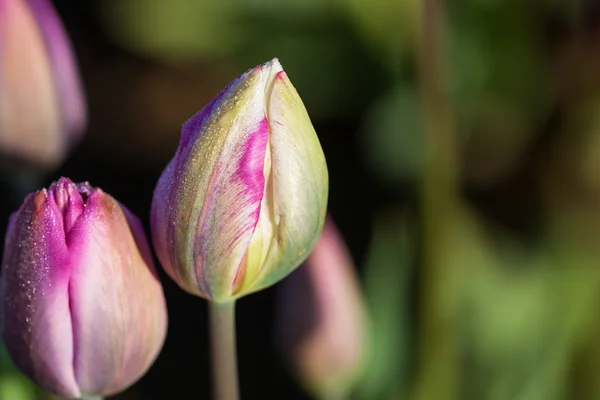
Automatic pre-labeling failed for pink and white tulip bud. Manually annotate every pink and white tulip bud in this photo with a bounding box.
[151,58,328,302]
[0,178,167,398]
[0,0,86,168]
[276,218,368,400]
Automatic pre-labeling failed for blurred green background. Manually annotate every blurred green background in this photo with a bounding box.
[3,0,600,399]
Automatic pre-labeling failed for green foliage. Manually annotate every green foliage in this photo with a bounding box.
[0,343,39,400]
[0,374,37,400]
[354,210,413,400]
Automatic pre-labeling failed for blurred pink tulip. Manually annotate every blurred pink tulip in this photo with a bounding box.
[0,0,86,168]
[277,217,368,400]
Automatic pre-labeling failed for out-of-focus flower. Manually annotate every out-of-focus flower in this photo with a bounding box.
[0,178,167,399]
[276,217,368,400]
[151,58,328,302]
[0,0,86,168]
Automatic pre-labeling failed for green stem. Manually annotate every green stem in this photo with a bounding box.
[209,301,240,400]
[79,395,103,400]
[414,0,459,399]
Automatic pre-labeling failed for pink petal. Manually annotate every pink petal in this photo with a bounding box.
[0,190,80,398]
[27,0,86,141]
[0,0,63,166]
[68,191,167,395]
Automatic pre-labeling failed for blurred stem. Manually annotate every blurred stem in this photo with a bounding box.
[79,396,102,400]
[209,301,240,400]
[414,0,459,399]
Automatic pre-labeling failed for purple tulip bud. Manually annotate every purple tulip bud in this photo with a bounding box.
[0,0,86,168]
[276,217,368,399]
[0,178,167,398]
[151,58,328,302]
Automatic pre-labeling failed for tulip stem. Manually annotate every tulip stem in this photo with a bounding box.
[209,300,240,400]
[79,396,103,400]
[414,0,460,399]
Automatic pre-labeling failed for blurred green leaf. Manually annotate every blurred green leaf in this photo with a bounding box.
[98,0,345,63]
[354,209,413,400]
[98,0,246,58]
[432,204,600,400]
[0,343,45,399]
[0,374,37,400]
[346,0,420,72]
[242,0,338,18]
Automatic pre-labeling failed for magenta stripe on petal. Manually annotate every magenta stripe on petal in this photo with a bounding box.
[237,117,269,200]
[192,116,269,298]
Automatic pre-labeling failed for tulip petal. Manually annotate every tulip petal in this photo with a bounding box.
[27,0,87,141]
[0,0,63,166]
[68,191,167,395]
[153,64,276,300]
[242,67,329,294]
[152,59,329,301]
[151,158,181,282]
[0,191,79,398]
[50,178,85,234]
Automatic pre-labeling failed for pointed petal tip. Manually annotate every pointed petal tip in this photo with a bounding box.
[48,178,97,198]
[49,177,73,190]
[259,58,284,79]
[262,57,282,68]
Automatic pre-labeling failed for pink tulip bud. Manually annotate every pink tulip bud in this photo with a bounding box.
[151,58,328,302]
[0,0,86,168]
[0,178,167,398]
[276,217,368,400]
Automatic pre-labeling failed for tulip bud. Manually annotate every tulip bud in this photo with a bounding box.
[0,178,167,398]
[0,0,86,168]
[151,58,328,302]
[276,217,368,400]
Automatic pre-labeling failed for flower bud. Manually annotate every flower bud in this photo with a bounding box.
[151,58,328,302]
[0,0,86,168]
[0,178,167,398]
[276,217,368,399]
